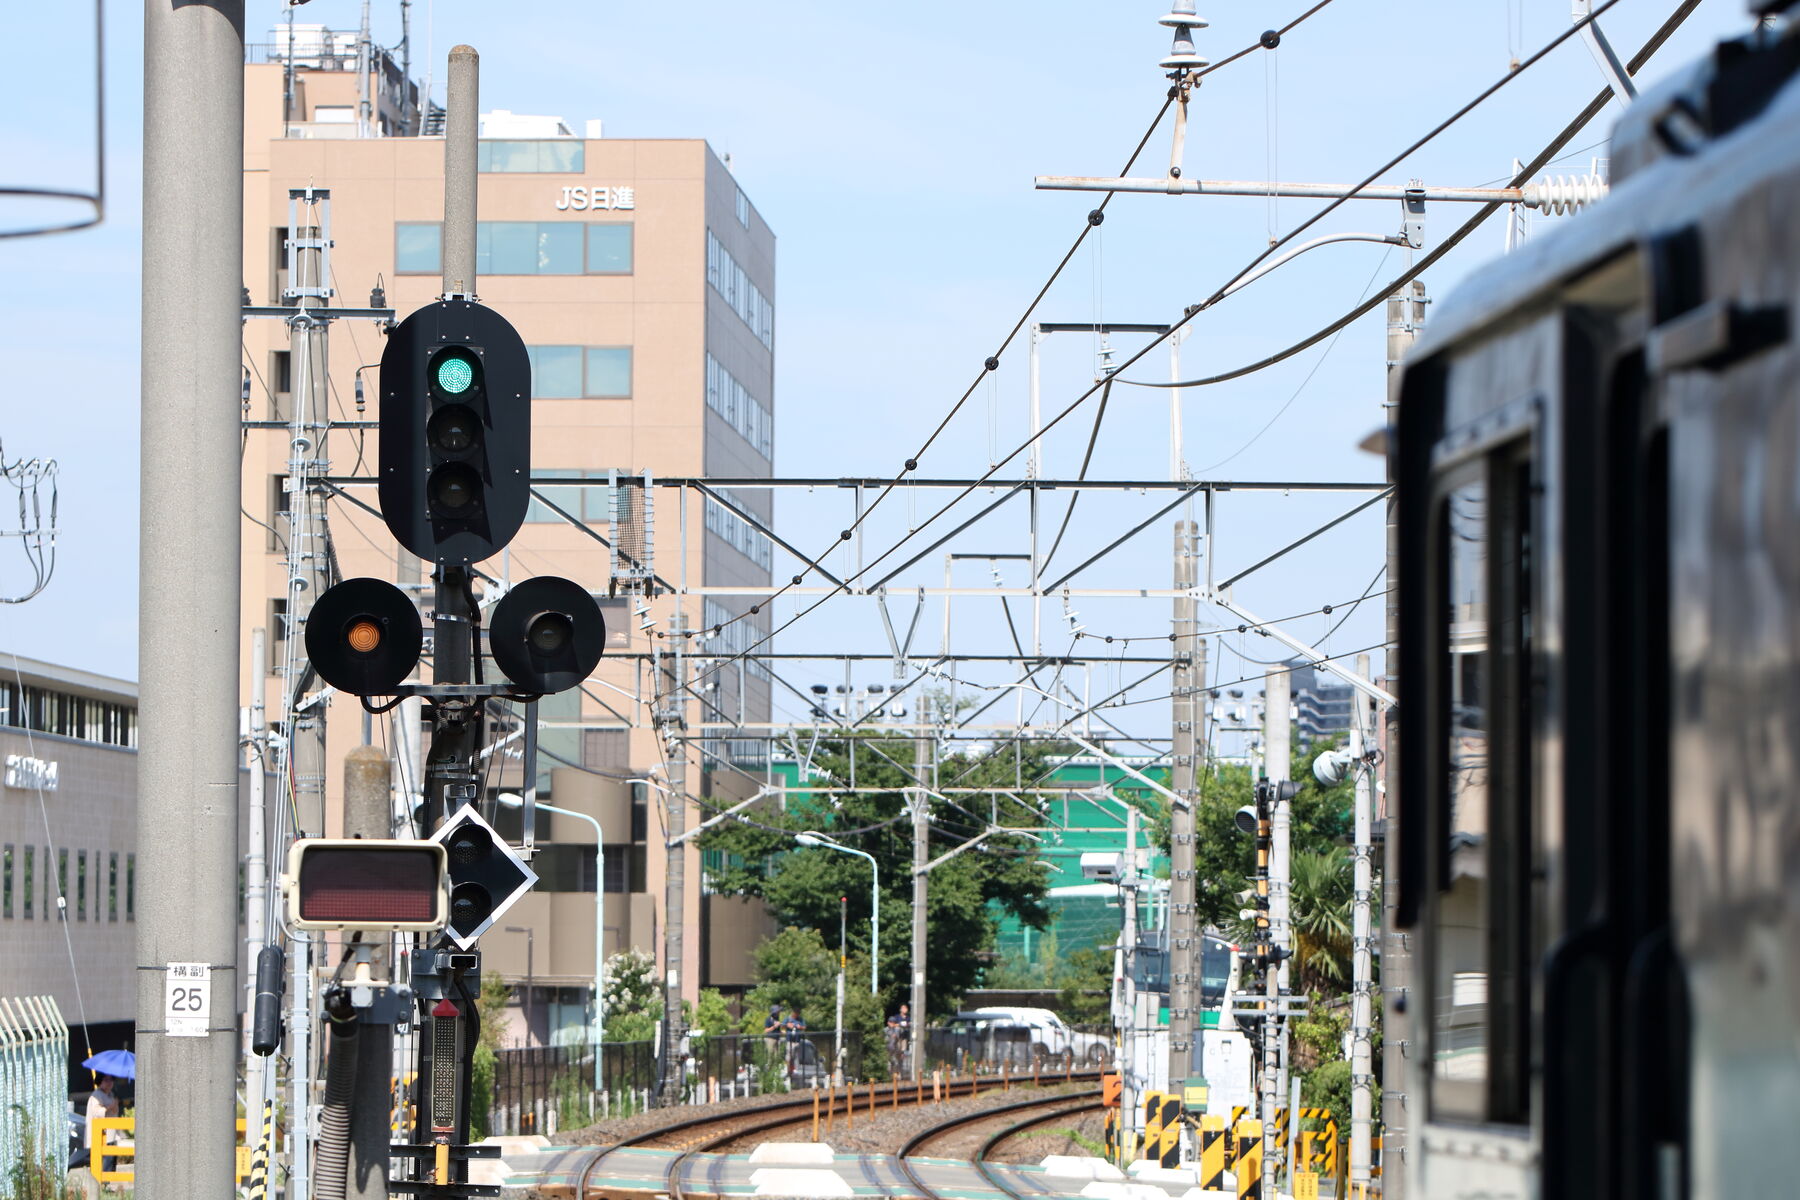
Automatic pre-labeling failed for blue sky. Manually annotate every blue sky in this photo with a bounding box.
[0,1,1751,738]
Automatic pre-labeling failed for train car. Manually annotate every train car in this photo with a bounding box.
[1391,7,1800,1199]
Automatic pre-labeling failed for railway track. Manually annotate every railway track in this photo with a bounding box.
[571,1071,1104,1199]
[896,1089,1107,1199]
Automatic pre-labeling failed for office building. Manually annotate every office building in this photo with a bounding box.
[239,25,777,1045]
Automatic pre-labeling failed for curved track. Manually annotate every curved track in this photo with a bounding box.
[573,1072,1104,1199]
[896,1089,1108,1199]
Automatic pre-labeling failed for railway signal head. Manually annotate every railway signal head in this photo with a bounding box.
[379,300,532,565]
[284,838,448,933]
[430,805,537,948]
[304,577,423,696]
[489,576,607,695]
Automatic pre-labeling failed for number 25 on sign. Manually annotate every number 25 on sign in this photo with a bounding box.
[165,962,211,1037]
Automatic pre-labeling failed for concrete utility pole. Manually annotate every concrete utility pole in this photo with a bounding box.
[909,723,930,1078]
[1119,802,1140,1140]
[420,47,484,834]
[1262,668,1291,1199]
[244,629,269,1115]
[1349,654,1376,1186]
[1167,522,1203,1098]
[1381,281,1425,1198]
[659,621,689,1104]
[344,744,393,1200]
[289,194,333,840]
[137,4,244,1198]
[442,45,479,300]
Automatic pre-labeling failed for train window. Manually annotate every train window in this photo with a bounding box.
[1430,443,1534,1123]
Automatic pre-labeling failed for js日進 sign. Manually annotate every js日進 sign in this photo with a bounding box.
[4,754,57,791]
[555,185,636,212]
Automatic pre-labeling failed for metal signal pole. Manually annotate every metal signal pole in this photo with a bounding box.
[137,3,244,1197]
[1350,653,1376,1186]
[659,617,689,1104]
[1263,668,1292,1199]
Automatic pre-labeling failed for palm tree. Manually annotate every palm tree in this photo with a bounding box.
[1288,847,1354,995]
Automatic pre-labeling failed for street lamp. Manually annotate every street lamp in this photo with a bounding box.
[794,831,879,992]
[498,792,605,1090]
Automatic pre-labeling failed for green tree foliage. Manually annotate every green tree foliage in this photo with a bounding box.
[692,987,734,1038]
[1170,738,1356,979]
[744,926,891,1076]
[1055,946,1115,1025]
[699,732,1057,1016]
[601,948,660,1042]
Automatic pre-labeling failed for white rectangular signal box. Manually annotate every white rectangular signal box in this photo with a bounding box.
[284,838,449,933]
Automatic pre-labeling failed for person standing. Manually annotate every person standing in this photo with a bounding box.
[86,1073,122,1168]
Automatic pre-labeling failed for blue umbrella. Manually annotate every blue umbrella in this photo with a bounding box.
[82,1050,136,1080]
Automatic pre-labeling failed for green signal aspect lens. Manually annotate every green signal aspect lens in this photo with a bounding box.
[435,354,475,395]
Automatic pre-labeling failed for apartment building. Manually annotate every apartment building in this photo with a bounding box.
[239,26,778,1045]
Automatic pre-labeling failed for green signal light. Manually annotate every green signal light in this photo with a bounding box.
[435,354,475,395]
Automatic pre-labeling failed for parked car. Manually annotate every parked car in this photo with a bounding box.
[935,1006,1110,1067]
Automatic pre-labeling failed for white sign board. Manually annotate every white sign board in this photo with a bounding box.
[1201,1027,1257,1114]
[4,754,58,791]
[553,185,635,212]
[164,962,211,1037]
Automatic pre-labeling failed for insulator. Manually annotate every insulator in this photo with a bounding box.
[1524,173,1608,216]
[1158,1,1209,28]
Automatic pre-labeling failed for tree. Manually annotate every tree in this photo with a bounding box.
[699,732,1057,1016]
[601,948,660,1042]
[744,926,891,1076]
[1055,946,1115,1025]
[1289,847,1353,993]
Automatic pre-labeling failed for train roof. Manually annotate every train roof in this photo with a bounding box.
[1408,17,1800,366]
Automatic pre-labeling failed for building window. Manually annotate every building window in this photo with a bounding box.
[397,221,634,276]
[478,140,584,173]
[702,599,771,681]
[126,854,135,922]
[527,346,631,399]
[395,222,442,274]
[525,468,615,524]
[704,354,773,460]
[704,495,773,571]
[109,852,118,922]
[603,847,632,894]
[482,221,584,275]
[586,347,631,397]
[587,224,633,273]
[705,230,774,349]
[3,845,12,918]
[22,847,32,919]
[56,849,67,920]
[735,187,750,227]
[77,850,86,921]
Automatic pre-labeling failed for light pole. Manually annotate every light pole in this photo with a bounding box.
[794,831,879,992]
[500,793,604,1089]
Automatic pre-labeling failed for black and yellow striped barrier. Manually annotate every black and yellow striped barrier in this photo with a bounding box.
[1232,1118,1262,1200]
[1142,1092,1163,1160]
[1104,1109,1119,1162]
[1155,1094,1180,1168]
[1198,1115,1227,1189]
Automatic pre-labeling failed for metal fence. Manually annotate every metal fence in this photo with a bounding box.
[491,1041,656,1128]
[1,996,70,1191]
[689,1031,864,1090]
[920,1022,1113,1072]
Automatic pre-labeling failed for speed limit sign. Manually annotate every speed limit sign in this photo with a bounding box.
[165,962,211,1037]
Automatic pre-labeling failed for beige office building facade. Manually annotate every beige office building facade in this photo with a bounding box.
[239,32,778,1046]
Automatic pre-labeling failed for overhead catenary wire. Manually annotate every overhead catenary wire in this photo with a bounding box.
[663,1,1345,657]
[663,0,1659,701]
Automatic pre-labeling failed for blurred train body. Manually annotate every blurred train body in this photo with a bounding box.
[1391,9,1800,1199]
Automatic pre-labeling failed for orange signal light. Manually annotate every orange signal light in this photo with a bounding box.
[347,620,382,654]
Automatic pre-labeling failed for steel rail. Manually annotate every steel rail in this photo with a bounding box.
[896,1089,1107,1199]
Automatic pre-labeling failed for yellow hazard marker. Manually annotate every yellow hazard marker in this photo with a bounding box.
[1199,1116,1226,1189]
[1232,1118,1262,1200]
[247,1099,274,1198]
[1156,1095,1180,1168]
[1294,1170,1320,1200]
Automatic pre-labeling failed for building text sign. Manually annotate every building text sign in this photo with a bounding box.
[555,185,635,212]
[164,962,211,1037]
[4,754,57,791]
